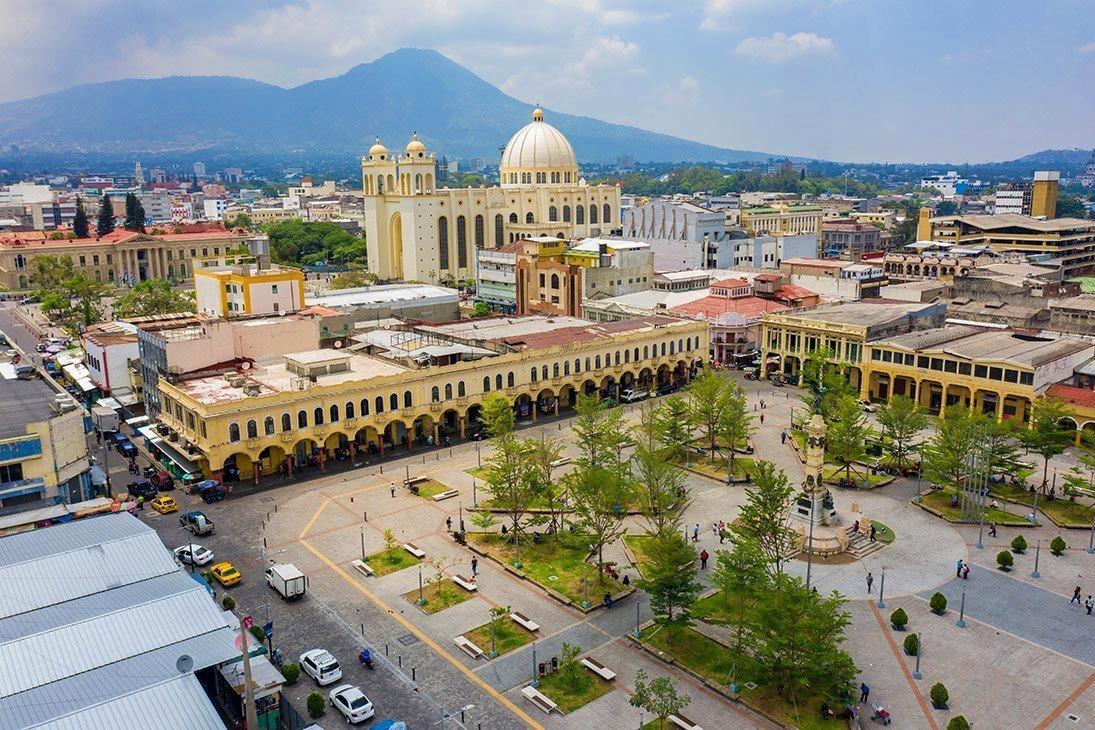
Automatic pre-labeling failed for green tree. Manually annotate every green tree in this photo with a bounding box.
[798,348,855,421]
[112,278,196,318]
[328,270,378,289]
[629,669,692,730]
[1056,194,1090,219]
[718,380,754,474]
[652,395,693,460]
[572,393,631,466]
[568,456,632,582]
[636,532,703,633]
[524,435,564,532]
[935,200,959,216]
[1018,396,1075,492]
[876,395,927,472]
[979,416,1024,482]
[749,572,857,704]
[730,461,796,576]
[710,536,767,683]
[72,197,89,238]
[471,301,490,317]
[631,442,689,536]
[96,195,115,235]
[480,392,515,439]
[687,367,732,456]
[826,395,870,482]
[922,407,983,491]
[484,429,535,548]
[223,211,254,230]
[123,193,145,231]
[1062,430,1095,500]
[265,219,366,266]
[306,691,325,718]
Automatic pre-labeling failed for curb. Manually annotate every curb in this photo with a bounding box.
[913,500,1036,528]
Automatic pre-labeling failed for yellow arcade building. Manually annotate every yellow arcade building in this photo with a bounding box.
[362,108,622,283]
[153,315,707,482]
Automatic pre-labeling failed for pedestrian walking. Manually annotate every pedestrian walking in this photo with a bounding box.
[699,550,709,570]
[759,413,765,424]
[1072,586,1082,605]
[860,683,870,703]
[869,524,877,542]
[471,557,478,576]
[866,572,874,594]
[962,564,970,580]
[989,522,997,537]
[760,399,765,409]
[780,431,787,444]
[1085,596,1093,615]
[390,482,396,498]
[711,522,718,535]
[956,558,963,577]
[446,516,452,532]
[692,524,699,542]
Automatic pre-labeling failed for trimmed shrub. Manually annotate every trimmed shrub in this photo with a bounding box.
[947,716,970,730]
[929,592,947,615]
[280,662,300,685]
[1011,534,1027,553]
[930,682,949,709]
[1050,536,1067,555]
[997,550,1013,570]
[249,625,266,644]
[890,607,908,630]
[221,595,236,611]
[306,691,325,718]
[903,632,919,656]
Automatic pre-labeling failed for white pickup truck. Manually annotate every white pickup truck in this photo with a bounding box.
[265,563,307,600]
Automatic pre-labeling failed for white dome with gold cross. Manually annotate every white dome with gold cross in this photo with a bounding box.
[499,108,580,188]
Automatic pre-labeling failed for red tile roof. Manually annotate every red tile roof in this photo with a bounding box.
[0,224,246,249]
[710,278,749,289]
[499,316,683,350]
[1047,384,1095,412]
[773,284,820,301]
[671,295,789,320]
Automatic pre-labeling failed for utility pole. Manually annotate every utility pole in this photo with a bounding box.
[239,617,259,730]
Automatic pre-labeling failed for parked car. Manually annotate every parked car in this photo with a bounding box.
[198,483,227,504]
[174,544,214,566]
[179,510,216,536]
[860,400,880,413]
[620,387,648,403]
[329,684,375,724]
[144,467,174,490]
[300,649,342,686]
[126,480,159,500]
[209,561,242,587]
[150,495,179,514]
[114,437,137,458]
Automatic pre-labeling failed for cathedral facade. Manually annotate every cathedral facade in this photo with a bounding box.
[361,108,621,282]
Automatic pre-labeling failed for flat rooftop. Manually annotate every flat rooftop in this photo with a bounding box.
[878,326,1091,367]
[420,314,694,350]
[936,214,1095,232]
[0,373,65,440]
[771,299,939,327]
[307,283,459,309]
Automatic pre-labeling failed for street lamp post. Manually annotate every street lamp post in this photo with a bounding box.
[912,635,923,680]
[530,643,539,688]
[876,567,886,609]
[476,444,481,469]
[956,585,967,628]
[914,469,922,504]
[805,514,815,592]
[1088,511,1095,554]
[1031,539,1041,579]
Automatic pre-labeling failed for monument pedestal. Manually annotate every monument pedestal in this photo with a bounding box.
[795,489,837,526]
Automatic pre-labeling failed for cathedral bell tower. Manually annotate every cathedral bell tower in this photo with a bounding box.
[397,132,436,195]
[361,138,397,196]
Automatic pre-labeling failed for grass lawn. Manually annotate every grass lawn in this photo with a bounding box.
[623,534,657,573]
[870,520,895,544]
[988,481,1094,528]
[738,685,845,730]
[463,619,534,658]
[821,465,890,488]
[920,489,1030,525]
[672,453,755,482]
[466,466,493,480]
[692,589,749,627]
[467,532,624,607]
[412,478,454,500]
[401,579,472,614]
[363,547,420,577]
[535,667,613,714]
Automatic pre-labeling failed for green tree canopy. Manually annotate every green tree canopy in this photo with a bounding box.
[328,270,378,290]
[876,395,927,471]
[123,193,145,231]
[922,406,984,491]
[266,219,366,266]
[96,196,115,235]
[629,669,691,730]
[825,395,870,481]
[1018,396,1075,492]
[112,278,196,319]
[730,460,796,576]
[72,197,89,238]
[636,532,703,632]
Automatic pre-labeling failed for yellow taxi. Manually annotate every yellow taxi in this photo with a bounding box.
[150,495,179,514]
[210,561,242,587]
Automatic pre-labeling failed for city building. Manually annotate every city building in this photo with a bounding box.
[362,110,621,283]
[81,321,140,396]
[667,278,791,365]
[1077,150,1095,188]
[193,161,206,178]
[919,171,972,198]
[760,299,948,391]
[881,242,1027,284]
[0,373,93,514]
[194,256,306,318]
[515,237,653,317]
[202,198,228,221]
[993,171,1060,218]
[0,224,250,290]
[304,283,462,341]
[621,198,726,242]
[778,257,886,300]
[474,242,520,314]
[0,513,248,729]
[634,232,816,271]
[916,210,1095,278]
[151,315,707,480]
[863,326,1092,421]
[1048,295,1095,336]
[740,204,823,237]
[820,220,882,258]
[289,178,337,199]
[878,280,948,302]
[847,210,895,229]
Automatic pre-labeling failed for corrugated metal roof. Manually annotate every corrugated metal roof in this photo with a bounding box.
[0,629,238,729]
[0,572,230,697]
[0,516,177,619]
[25,674,225,730]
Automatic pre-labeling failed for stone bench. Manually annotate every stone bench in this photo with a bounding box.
[521,685,557,714]
[453,636,484,659]
[580,656,615,681]
[551,457,571,468]
[351,559,374,577]
[432,489,460,501]
[510,611,539,632]
[669,714,703,730]
[402,543,426,559]
[404,475,430,486]
[451,574,477,592]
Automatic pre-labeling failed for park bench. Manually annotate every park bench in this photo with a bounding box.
[451,574,478,592]
[351,559,374,577]
[510,611,539,632]
[521,685,557,714]
[432,489,460,501]
[453,636,484,659]
[404,475,430,486]
[550,457,571,468]
[669,714,703,730]
[580,656,616,680]
[402,543,426,559]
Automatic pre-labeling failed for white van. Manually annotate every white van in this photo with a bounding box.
[300,649,342,686]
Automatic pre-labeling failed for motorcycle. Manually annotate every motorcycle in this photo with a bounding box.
[270,649,284,667]
[358,648,374,670]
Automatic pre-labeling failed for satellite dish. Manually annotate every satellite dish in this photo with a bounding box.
[176,654,194,674]
[334,340,343,349]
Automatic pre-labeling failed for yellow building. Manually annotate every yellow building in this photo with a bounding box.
[916,210,1095,278]
[740,204,823,237]
[362,109,621,283]
[193,256,306,318]
[153,315,707,480]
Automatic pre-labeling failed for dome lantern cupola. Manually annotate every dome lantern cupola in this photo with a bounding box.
[368,137,389,160]
[405,132,427,157]
[499,107,579,188]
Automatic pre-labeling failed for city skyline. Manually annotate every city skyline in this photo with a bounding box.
[0,0,1093,163]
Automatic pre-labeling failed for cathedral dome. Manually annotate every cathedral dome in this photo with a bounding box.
[405,132,426,156]
[499,108,579,186]
[369,137,389,158]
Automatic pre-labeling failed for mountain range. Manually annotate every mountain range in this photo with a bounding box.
[0,48,777,164]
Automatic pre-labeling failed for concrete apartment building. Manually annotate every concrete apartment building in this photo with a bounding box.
[778,257,886,300]
[622,198,727,242]
[193,256,306,318]
[820,220,882,258]
[740,204,823,237]
[474,242,520,314]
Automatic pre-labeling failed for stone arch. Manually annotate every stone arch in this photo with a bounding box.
[525,212,534,224]
[258,444,287,477]
[413,413,436,444]
[388,212,405,279]
[221,451,255,481]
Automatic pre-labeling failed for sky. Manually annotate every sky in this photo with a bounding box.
[1,0,1093,163]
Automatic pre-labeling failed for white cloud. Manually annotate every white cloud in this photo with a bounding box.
[679,75,699,93]
[700,0,781,31]
[1078,41,1095,53]
[735,32,835,62]
[570,35,641,75]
